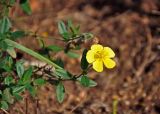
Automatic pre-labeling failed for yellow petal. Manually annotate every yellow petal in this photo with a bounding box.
[93,59,103,72]
[103,47,115,58]
[91,44,103,52]
[86,50,95,63]
[103,58,116,69]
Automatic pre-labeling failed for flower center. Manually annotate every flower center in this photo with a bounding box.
[94,51,103,59]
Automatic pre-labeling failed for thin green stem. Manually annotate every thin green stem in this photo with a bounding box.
[5,39,63,69]
[113,99,118,114]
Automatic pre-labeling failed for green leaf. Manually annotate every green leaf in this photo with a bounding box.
[11,30,26,39]
[10,0,16,5]
[0,56,13,71]
[13,93,23,101]
[75,25,80,33]
[20,0,27,4]
[4,76,14,85]
[0,90,2,95]
[0,51,2,58]
[12,86,26,93]
[47,45,63,52]
[62,32,70,40]
[81,49,89,70]
[0,17,11,33]
[58,21,67,34]
[25,84,36,97]
[80,75,90,87]
[20,0,32,15]
[88,79,97,87]
[8,56,13,67]
[34,78,46,86]
[77,76,97,87]
[2,88,14,104]
[16,61,24,78]
[67,20,73,28]
[0,101,8,110]
[58,21,70,39]
[56,82,65,103]
[67,20,79,36]
[0,40,8,50]
[6,46,17,58]
[21,66,33,83]
[66,51,80,58]
[38,48,50,58]
[54,69,71,79]
[53,58,64,68]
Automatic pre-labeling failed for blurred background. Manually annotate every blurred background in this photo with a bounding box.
[9,0,160,114]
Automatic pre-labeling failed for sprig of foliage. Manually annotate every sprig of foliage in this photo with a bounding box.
[0,0,116,111]
[0,0,95,109]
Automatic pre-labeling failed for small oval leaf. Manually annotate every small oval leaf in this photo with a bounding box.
[56,82,65,103]
[81,49,89,70]
[81,75,90,87]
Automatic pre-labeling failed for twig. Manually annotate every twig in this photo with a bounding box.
[25,97,28,114]
[0,109,10,114]
[75,65,92,79]
[135,28,155,77]
[69,97,89,114]
[35,98,39,114]
[151,10,160,16]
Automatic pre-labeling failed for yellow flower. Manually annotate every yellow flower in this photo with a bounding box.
[86,44,116,72]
